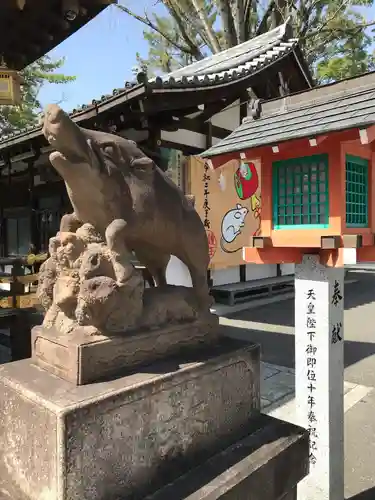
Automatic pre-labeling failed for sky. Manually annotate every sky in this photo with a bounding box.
[38,0,165,111]
[38,1,375,113]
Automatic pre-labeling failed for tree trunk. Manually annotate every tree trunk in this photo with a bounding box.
[217,0,237,48]
[256,0,275,35]
[233,0,245,44]
[270,0,287,29]
[190,0,221,53]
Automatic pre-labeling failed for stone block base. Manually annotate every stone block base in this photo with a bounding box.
[146,415,309,500]
[32,314,219,384]
[0,338,259,500]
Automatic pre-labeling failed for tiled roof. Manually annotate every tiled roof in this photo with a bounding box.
[147,20,302,89]
[0,81,141,148]
[0,19,308,150]
[201,72,375,157]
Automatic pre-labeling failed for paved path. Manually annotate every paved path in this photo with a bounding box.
[260,361,373,420]
[216,269,375,499]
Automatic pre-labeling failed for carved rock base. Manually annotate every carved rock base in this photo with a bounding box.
[32,314,219,385]
[0,338,260,500]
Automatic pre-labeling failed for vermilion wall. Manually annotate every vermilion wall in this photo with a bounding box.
[258,140,342,248]
[208,134,375,249]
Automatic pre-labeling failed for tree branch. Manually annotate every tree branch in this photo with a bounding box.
[115,4,197,56]
[164,0,205,59]
[306,20,375,40]
[303,0,349,40]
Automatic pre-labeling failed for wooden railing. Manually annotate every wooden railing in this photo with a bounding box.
[0,255,48,362]
[0,254,47,310]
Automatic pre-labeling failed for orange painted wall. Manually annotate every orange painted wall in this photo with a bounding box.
[239,138,374,247]
[206,132,375,252]
[244,141,344,247]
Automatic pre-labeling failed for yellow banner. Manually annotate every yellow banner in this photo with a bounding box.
[188,156,261,269]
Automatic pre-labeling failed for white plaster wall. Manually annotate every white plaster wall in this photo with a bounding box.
[161,129,206,150]
[166,256,192,287]
[280,263,295,275]
[245,264,278,281]
[165,259,285,288]
[210,100,240,131]
[211,266,240,286]
[117,129,149,142]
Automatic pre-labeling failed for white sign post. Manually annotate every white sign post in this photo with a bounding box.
[295,254,344,500]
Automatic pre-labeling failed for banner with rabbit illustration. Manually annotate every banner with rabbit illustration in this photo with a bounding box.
[188,155,261,269]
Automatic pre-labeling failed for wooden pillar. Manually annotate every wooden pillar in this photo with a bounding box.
[205,120,213,288]
[6,154,11,187]
[0,173,4,257]
[239,91,248,283]
[9,311,32,361]
[28,158,38,252]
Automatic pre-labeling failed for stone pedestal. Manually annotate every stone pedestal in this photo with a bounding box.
[0,338,260,500]
[32,315,219,385]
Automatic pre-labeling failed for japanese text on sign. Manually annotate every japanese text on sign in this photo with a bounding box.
[331,279,343,344]
[306,288,318,466]
[202,162,211,229]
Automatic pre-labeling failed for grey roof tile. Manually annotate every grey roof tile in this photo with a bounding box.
[201,72,375,157]
[148,22,299,89]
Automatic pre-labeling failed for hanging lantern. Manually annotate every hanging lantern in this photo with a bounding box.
[0,68,23,105]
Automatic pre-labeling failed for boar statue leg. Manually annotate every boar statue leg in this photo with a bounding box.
[134,248,170,287]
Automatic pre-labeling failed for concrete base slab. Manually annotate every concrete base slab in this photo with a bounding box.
[0,338,259,500]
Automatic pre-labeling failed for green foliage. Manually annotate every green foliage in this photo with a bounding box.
[309,2,375,83]
[117,0,375,84]
[0,55,75,134]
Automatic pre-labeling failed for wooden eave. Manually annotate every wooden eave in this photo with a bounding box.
[205,128,375,169]
[0,0,115,70]
[0,51,311,159]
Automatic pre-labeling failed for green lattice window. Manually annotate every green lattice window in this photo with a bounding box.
[273,154,329,229]
[346,155,368,228]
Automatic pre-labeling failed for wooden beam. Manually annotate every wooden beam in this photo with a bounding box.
[250,236,272,249]
[364,124,375,147]
[321,236,341,250]
[200,98,236,122]
[308,136,328,148]
[359,128,369,145]
[270,142,294,154]
[342,234,363,248]
[243,246,306,264]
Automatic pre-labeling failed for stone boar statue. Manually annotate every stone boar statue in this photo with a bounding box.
[42,104,212,311]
